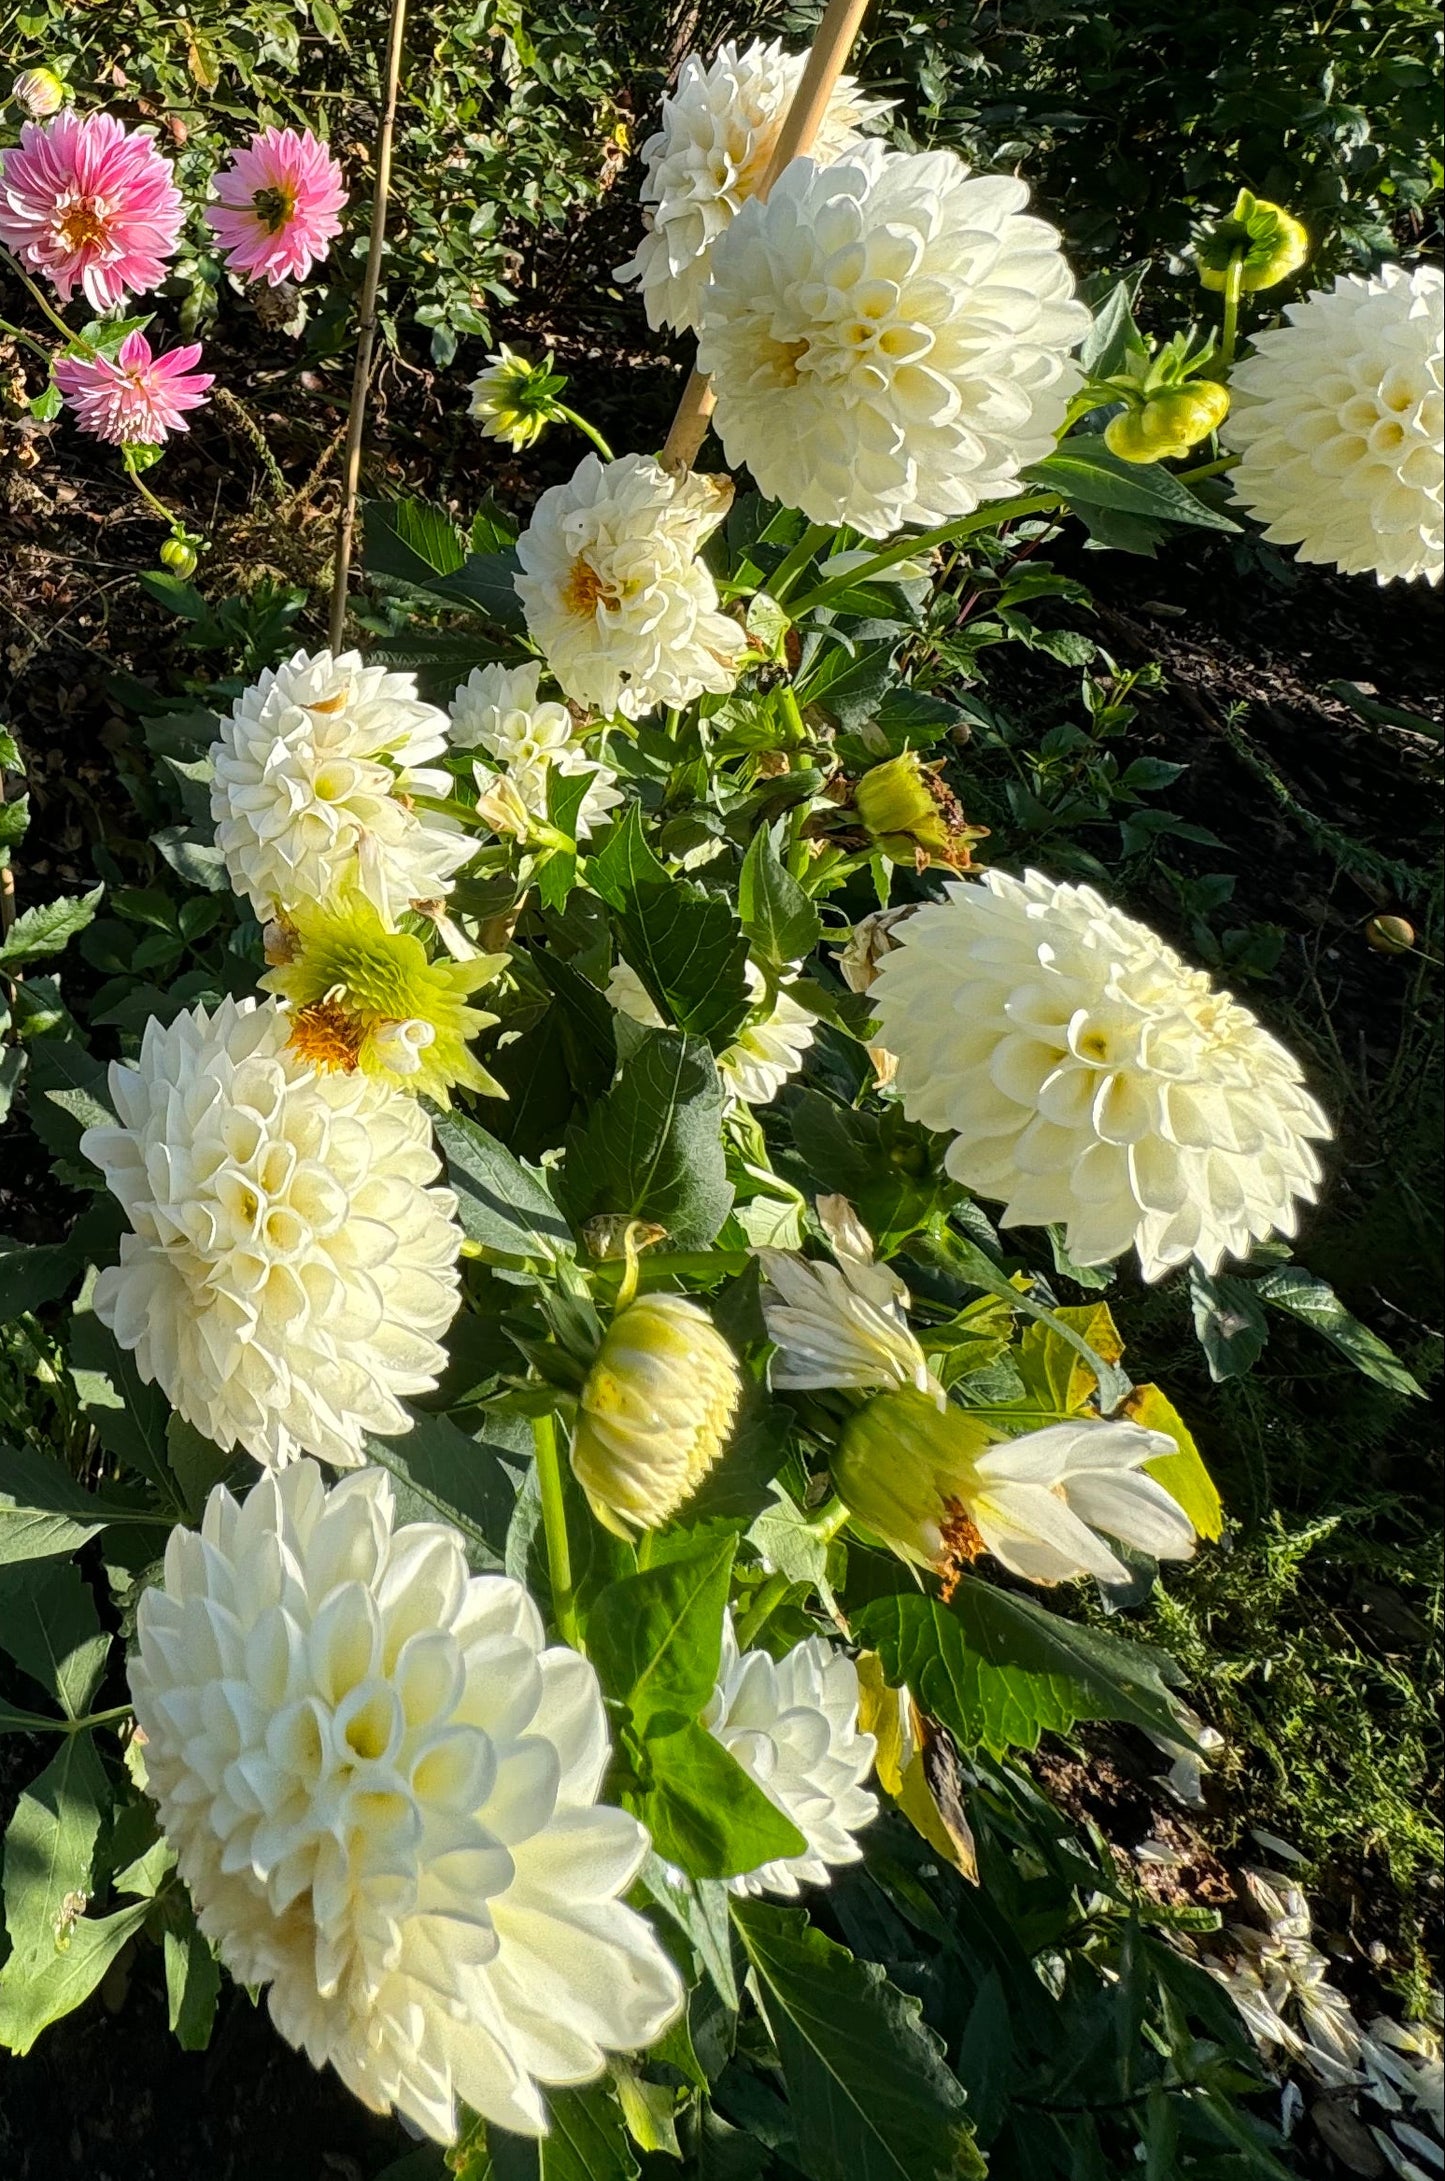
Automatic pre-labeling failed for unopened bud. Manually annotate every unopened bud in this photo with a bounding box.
[1105,383,1230,465]
[159,536,198,577]
[834,1389,994,1584]
[571,1294,742,1535]
[11,67,65,119]
[1365,914,1415,955]
[1197,190,1309,293]
[854,751,985,871]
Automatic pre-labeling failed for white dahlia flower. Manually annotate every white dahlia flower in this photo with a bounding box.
[571,1293,741,1535]
[835,1392,1197,1589]
[696,141,1090,538]
[448,662,621,840]
[605,958,815,1108]
[757,1193,934,1396]
[513,454,748,721]
[703,1612,877,1897]
[211,649,472,926]
[870,868,1330,1280]
[79,997,462,1470]
[130,1462,683,2141]
[1223,265,1443,585]
[615,37,892,335]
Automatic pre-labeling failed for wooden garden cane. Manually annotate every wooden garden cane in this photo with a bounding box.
[659,0,876,477]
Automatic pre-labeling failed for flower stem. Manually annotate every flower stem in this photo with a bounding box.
[0,248,98,355]
[769,522,836,604]
[788,491,1060,616]
[532,1409,583,1652]
[1220,250,1246,371]
[557,405,615,462]
[734,1570,791,1650]
[123,450,182,531]
[0,312,56,362]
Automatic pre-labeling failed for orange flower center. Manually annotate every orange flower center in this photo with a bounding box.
[288,997,364,1072]
[562,556,619,617]
[57,198,109,253]
[938,1497,988,1603]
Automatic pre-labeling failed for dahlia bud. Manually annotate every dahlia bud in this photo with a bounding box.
[10,66,65,119]
[1365,914,1415,955]
[853,752,984,871]
[1196,189,1309,294]
[1105,383,1230,464]
[834,1389,990,1581]
[571,1294,742,1535]
[159,535,198,577]
[468,344,567,451]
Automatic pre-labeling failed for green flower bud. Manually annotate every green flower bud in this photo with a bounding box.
[833,1388,995,1579]
[11,66,65,118]
[854,751,985,870]
[571,1294,742,1535]
[467,344,567,451]
[1197,190,1309,293]
[159,537,198,577]
[1104,383,1230,465]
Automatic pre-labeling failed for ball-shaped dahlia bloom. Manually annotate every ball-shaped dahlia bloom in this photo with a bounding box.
[571,1294,741,1535]
[513,454,748,721]
[207,126,347,286]
[0,109,183,310]
[703,1613,877,1896]
[210,648,473,926]
[835,1390,1196,1589]
[80,997,462,1470]
[448,662,621,840]
[130,1461,683,2141]
[869,868,1330,1280]
[1222,265,1443,585]
[696,141,1091,539]
[615,37,892,335]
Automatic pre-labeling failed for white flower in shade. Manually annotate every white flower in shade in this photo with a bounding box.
[79,997,462,1471]
[1210,1873,1365,2090]
[129,1461,683,2142]
[605,958,816,1108]
[211,649,472,926]
[835,1391,1197,1589]
[571,1293,741,1534]
[696,141,1090,538]
[514,453,748,721]
[703,1612,877,1897]
[870,868,1330,1280]
[448,662,621,839]
[1223,265,1443,585]
[615,37,892,335]
[757,1194,934,1396]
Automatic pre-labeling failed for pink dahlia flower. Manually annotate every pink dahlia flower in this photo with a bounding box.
[0,110,184,311]
[55,329,213,445]
[207,127,346,286]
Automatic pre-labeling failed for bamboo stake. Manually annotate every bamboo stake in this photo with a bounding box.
[328,0,409,653]
[660,0,875,476]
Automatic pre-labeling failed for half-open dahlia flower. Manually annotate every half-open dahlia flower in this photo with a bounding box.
[615,37,892,335]
[703,1613,877,1896]
[1222,264,1443,585]
[571,1294,741,1535]
[514,453,748,720]
[80,997,462,1470]
[869,868,1330,1280]
[0,109,183,309]
[448,661,621,839]
[210,648,472,926]
[54,328,212,445]
[130,1461,683,2141]
[208,126,347,286]
[697,141,1090,538]
[757,1195,934,1397]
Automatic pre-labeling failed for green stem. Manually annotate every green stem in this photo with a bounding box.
[789,492,1060,616]
[1220,250,1246,371]
[1177,454,1236,484]
[558,405,614,462]
[123,452,182,530]
[532,1410,582,1652]
[0,312,56,362]
[777,681,808,751]
[65,1703,134,1737]
[0,248,98,356]
[768,522,836,605]
[734,1571,791,1651]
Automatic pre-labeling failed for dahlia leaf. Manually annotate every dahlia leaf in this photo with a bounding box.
[1252,1264,1424,1398]
[739,822,822,968]
[434,1110,574,1265]
[731,1900,983,2181]
[588,806,751,1050]
[560,1027,733,1250]
[0,1732,124,2055]
[1027,441,1240,533]
[163,1915,220,2052]
[630,1719,808,1880]
[0,1558,110,1718]
[0,1440,151,1566]
[68,1303,186,1514]
[480,2082,639,2180]
[363,1403,528,1570]
[586,1533,736,1733]
[1188,1265,1270,1383]
[0,883,103,970]
[362,495,467,585]
[1124,1385,1226,1541]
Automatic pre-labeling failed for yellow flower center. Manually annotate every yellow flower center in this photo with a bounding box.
[563,556,620,617]
[938,1497,988,1601]
[57,198,109,253]
[288,997,365,1072]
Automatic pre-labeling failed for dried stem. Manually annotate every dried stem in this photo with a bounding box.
[660,0,876,476]
[328,0,409,652]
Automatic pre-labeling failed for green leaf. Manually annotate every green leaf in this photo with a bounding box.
[642,1854,738,2009]
[1252,1265,1424,1397]
[1188,1265,1269,1383]
[588,807,750,1050]
[0,1441,152,1566]
[935,1232,1133,1414]
[153,823,229,891]
[21,1036,114,1177]
[560,1028,733,1249]
[0,1896,150,2057]
[165,1414,237,1520]
[434,1111,574,1263]
[0,1732,122,2056]
[785,1092,952,1257]
[363,1403,528,1570]
[164,1915,220,2051]
[587,1535,736,1732]
[0,884,103,969]
[631,1719,808,1880]
[1027,442,1239,533]
[854,1584,1192,1757]
[68,1305,186,1512]
[731,1900,983,2181]
[1121,1385,1224,1541]
[430,549,528,631]
[363,496,467,584]
[739,824,822,968]
[1080,280,1149,379]
[484,2083,640,2181]
[0,1559,111,1719]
